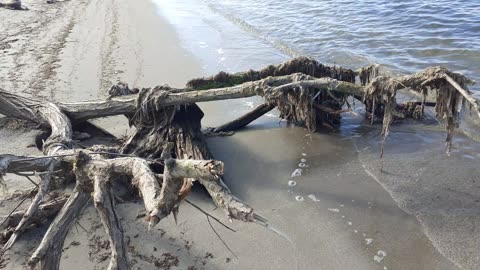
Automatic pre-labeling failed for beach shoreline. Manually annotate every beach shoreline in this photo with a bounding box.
[0,0,479,269]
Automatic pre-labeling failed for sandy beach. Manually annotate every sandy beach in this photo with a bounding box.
[0,0,479,269]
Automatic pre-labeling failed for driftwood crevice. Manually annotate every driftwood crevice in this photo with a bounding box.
[0,57,478,269]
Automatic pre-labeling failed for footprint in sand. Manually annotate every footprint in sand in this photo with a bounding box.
[295,196,304,202]
[291,168,302,178]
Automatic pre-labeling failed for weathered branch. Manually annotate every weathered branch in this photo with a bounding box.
[0,89,72,155]
[3,164,53,250]
[93,172,130,270]
[0,195,68,243]
[0,154,55,174]
[28,185,90,269]
[212,103,276,133]
[444,74,480,119]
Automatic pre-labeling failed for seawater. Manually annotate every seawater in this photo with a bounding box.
[154,0,480,94]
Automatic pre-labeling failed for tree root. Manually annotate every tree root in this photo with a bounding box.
[92,170,130,270]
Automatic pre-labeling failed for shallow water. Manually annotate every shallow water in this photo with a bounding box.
[203,0,480,93]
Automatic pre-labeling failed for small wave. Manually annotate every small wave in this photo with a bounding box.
[203,0,304,58]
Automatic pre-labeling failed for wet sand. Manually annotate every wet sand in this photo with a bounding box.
[0,0,479,269]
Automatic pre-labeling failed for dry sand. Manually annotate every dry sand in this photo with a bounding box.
[0,0,479,269]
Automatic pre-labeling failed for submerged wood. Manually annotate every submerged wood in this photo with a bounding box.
[212,103,275,133]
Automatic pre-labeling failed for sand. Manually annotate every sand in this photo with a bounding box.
[0,0,479,269]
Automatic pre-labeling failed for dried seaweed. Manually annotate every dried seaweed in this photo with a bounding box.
[187,57,356,90]
[358,64,380,86]
[360,65,475,155]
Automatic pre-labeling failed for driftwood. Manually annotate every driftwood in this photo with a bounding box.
[211,103,275,133]
[0,57,478,269]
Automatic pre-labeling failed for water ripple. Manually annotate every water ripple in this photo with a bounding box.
[205,0,480,91]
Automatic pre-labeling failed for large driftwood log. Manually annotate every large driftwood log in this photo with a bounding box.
[0,57,478,270]
[53,68,478,136]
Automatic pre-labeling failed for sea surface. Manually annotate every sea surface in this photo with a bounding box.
[156,0,480,93]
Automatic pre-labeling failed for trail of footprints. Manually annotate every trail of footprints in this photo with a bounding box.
[286,152,388,269]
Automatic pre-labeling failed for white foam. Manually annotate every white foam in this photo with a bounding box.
[354,230,358,233]
[216,48,224,54]
[244,101,254,108]
[341,215,345,218]
[298,163,307,168]
[300,158,307,162]
[198,41,208,48]
[328,208,340,212]
[373,250,387,263]
[365,238,373,245]
[308,194,320,202]
[288,180,297,187]
[291,169,302,178]
[295,196,304,202]
[340,204,344,207]
[348,222,352,226]
[301,153,307,156]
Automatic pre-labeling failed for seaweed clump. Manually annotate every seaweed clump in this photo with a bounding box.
[187,57,356,90]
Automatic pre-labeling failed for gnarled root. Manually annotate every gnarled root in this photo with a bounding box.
[28,185,90,269]
[93,170,130,270]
